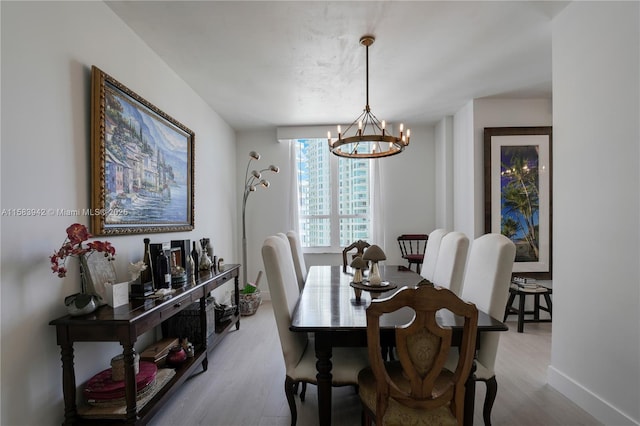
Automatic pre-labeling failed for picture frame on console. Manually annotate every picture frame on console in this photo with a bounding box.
[90,66,195,235]
[484,126,552,279]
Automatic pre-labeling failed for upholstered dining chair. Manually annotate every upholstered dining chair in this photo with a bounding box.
[358,285,478,426]
[286,231,307,291]
[262,236,368,426]
[342,239,370,272]
[449,233,516,426]
[420,228,448,282]
[432,232,470,296]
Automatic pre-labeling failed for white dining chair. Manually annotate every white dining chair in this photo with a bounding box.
[420,228,448,282]
[286,230,307,291]
[449,233,516,426]
[432,231,469,296]
[261,236,368,426]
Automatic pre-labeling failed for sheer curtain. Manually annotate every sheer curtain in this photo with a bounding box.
[370,158,385,249]
[287,140,300,235]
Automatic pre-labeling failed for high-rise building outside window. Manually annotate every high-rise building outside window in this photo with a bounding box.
[295,138,371,250]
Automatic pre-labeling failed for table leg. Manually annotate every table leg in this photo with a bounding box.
[518,292,526,333]
[59,342,77,426]
[464,360,477,426]
[122,343,138,423]
[544,293,553,316]
[315,332,333,426]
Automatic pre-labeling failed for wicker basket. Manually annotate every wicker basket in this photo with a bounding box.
[110,352,140,382]
[164,297,215,347]
[239,289,262,316]
[214,303,236,324]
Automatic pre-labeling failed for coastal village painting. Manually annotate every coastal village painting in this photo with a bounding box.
[92,67,194,235]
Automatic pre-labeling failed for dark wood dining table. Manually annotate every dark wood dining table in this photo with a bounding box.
[290,264,508,426]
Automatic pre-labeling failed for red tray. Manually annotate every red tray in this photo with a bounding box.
[84,361,157,401]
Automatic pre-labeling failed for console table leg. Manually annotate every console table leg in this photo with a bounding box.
[60,342,77,426]
[234,275,240,330]
[122,343,138,423]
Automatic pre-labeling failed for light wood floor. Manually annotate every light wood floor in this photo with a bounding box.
[149,301,601,426]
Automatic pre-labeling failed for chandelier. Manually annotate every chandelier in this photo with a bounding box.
[327,36,410,159]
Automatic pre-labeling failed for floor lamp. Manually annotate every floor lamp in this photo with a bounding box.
[242,151,279,287]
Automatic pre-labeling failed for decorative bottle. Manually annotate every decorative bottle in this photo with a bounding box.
[199,248,212,271]
[206,241,214,261]
[191,241,200,275]
[156,249,171,289]
[140,238,153,286]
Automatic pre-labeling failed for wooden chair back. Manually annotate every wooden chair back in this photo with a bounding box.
[342,240,370,271]
[397,234,429,273]
[365,285,478,424]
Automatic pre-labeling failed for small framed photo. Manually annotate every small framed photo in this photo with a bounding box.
[85,253,117,304]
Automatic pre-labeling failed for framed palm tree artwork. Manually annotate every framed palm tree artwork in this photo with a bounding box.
[484,126,552,279]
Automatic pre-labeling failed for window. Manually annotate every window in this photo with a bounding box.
[295,138,372,250]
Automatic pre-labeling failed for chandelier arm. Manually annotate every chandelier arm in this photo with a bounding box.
[342,109,368,136]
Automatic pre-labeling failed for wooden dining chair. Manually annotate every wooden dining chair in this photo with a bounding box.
[342,239,370,272]
[447,233,516,426]
[397,234,429,273]
[358,285,478,426]
[420,229,448,281]
[262,236,369,426]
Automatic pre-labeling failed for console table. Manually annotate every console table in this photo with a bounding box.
[50,264,240,425]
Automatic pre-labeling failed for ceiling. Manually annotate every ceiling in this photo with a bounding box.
[106,1,568,131]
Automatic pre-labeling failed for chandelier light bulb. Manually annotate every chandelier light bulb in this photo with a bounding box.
[249,151,261,160]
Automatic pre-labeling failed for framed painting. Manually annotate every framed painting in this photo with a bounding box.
[90,66,195,235]
[484,126,552,279]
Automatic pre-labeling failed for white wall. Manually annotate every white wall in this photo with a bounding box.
[453,101,476,237]
[237,124,436,298]
[549,2,639,424]
[1,2,237,424]
[434,116,454,230]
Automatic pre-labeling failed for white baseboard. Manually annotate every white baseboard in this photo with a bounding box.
[548,365,639,426]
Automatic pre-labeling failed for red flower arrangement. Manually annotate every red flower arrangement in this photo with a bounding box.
[50,223,116,278]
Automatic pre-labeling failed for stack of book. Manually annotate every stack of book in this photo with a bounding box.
[511,276,547,292]
[139,337,179,367]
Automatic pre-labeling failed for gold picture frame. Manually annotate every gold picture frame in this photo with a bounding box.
[90,66,195,235]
